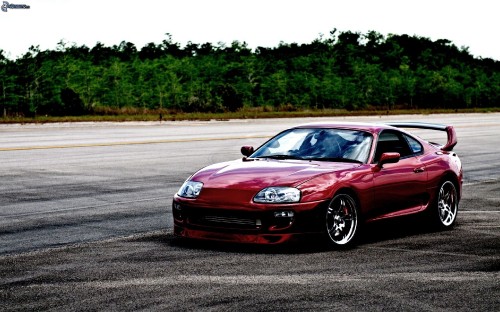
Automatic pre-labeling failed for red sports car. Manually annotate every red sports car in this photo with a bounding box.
[172,122,462,247]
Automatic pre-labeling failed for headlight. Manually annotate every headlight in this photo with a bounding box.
[253,187,300,203]
[177,181,203,198]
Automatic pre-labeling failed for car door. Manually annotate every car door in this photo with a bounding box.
[370,130,428,220]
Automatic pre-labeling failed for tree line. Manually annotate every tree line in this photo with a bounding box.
[1,30,498,117]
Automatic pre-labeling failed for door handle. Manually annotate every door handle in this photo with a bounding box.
[413,167,425,173]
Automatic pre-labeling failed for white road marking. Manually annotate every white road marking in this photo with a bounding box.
[0,135,271,151]
[23,272,498,289]
[1,197,170,218]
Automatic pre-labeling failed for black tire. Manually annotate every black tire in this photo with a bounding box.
[431,180,458,229]
[325,193,360,247]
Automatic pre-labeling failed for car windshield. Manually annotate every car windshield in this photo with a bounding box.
[251,128,373,163]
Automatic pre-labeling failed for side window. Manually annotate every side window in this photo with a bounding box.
[373,130,412,162]
[403,134,423,154]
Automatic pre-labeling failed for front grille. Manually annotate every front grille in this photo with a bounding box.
[185,207,263,230]
[202,216,257,227]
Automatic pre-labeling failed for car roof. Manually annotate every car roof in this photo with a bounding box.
[293,121,395,133]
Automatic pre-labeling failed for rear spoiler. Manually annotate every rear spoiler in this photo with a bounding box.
[386,122,457,151]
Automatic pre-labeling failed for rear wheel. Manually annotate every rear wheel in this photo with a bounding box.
[433,180,458,228]
[325,193,359,247]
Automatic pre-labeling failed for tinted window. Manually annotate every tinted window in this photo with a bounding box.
[373,130,413,162]
[404,134,423,154]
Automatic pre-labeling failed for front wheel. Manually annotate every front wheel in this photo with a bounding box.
[325,193,359,247]
[433,180,458,228]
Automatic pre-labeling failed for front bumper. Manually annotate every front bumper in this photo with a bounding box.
[172,198,328,244]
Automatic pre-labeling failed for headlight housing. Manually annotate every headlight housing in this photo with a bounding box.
[177,181,203,198]
[253,187,301,203]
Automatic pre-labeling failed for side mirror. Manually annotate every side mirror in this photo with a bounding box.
[377,152,400,168]
[241,146,254,157]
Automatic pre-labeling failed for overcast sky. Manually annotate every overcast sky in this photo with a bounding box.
[1,0,499,60]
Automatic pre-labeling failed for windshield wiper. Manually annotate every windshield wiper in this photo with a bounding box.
[259,155,304,160]
[307,157,363,164]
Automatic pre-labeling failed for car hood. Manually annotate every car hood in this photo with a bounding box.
[185,159,361,208]
[192,158,359,190]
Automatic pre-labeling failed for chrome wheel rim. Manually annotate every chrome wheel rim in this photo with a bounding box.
[326,194,358,245]
[438,181,458,226]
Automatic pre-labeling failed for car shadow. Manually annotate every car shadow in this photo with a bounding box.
[146,215,446,254]
[167,234,331,254]
[359,214,442,245]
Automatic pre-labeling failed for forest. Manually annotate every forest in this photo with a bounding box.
[0,29,499,117]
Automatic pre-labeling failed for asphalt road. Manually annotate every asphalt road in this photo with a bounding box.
[0,114,499,311]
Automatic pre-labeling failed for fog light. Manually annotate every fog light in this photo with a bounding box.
[270,211,295,231]
[274,211,294,218]
[173,202,182,211]
[173,202,183,221]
